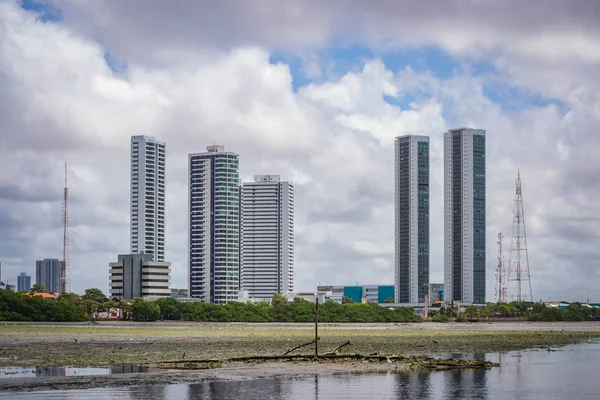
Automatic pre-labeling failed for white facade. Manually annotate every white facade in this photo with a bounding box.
[131,135,166,262]
[241,175,294,299]
[444,128,486,305]
[109,253,171,300]
[188,145,240,304]
[395,135,429,304]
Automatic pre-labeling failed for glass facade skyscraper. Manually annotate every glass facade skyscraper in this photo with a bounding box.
[394,135,429,303]
[444,128,486,304]
[188,145,240,304]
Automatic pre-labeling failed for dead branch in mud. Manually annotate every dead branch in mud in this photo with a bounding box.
[152,353,497,371]
[282,338,319,356]
[324,340,351,355]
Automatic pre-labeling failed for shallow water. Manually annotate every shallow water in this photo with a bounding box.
[3,340,600,399]
[0,365,148,379]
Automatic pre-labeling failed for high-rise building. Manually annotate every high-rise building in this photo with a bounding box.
[17,272,31,292]
[394,135,430,303]
[35,259,62,294]
[188,145,240,304]
[131,135,166,262]
[444,128,486,304]
[241,175,294,299]
[109,253,171,300]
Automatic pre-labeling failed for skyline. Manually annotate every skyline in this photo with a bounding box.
[1,0,599,302]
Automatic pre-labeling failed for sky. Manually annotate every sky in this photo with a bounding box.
[1,0,599,302]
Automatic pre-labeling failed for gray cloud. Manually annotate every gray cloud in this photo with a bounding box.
[1,1,600,303]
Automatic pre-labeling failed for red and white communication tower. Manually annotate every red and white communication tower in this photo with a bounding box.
[507,169,533,302]
[61,162,70,294]
[495,232,507,303]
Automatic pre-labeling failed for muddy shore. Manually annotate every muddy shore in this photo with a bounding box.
[0,321,598,392]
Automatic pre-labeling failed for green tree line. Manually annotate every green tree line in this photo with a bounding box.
[0,288,421,323]
[429,301,599,322]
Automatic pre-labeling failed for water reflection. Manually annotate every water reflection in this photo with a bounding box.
[4,342,600,400]
[0,365,148,379]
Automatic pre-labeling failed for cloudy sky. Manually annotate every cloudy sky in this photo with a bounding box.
[1,0,599,302]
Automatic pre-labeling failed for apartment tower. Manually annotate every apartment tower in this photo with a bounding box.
[130,135,166,261]
[189,145,240,304]
[35,258,62,294]
[241,175,294,299]
[444,128,486,304]
[394,135,430,303]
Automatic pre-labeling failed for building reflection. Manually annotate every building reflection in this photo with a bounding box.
[395,371,431,398]
[187,378,283,400]
[128,385,166,400]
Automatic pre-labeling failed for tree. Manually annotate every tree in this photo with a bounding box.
[30,284,45,294]
[132,298,160,322]
[82,288,108,304]
[271,293,288,308]
[342,296,354,304]
[464,305,480,318]
[156,297,181,320]
[383,297,395,303]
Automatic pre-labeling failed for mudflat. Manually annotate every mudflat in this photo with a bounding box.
[0,321,598,392]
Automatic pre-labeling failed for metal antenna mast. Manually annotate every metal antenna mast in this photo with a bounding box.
[61,162,70,294]
[507,169,533,302]
[495,232,506,303]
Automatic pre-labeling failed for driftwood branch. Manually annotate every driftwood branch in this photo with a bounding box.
[282,338,320,356]
[324,340,351,355]
[152,353,497,371]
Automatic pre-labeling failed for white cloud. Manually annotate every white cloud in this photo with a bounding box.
[1,1,599,302]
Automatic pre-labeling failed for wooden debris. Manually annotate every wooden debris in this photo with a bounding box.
[282,338,320,356]
[324,340,352,355]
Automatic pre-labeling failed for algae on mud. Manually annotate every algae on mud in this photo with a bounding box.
[0,323,598,368]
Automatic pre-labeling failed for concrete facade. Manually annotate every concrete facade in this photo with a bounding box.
[395,135,430,303]
[241,175,294,299]
[131,135,166,262]
[109,253,171,300]
[188,145,240,304]
[17,272,31,292]
[35,258,62,295]
[444,128,486,304]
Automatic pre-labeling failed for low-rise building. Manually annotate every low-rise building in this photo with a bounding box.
[109,253,171,300]
[170,288,188,298]
[429,283,444,304]
[316,285,395,304]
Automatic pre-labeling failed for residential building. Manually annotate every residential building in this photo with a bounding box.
[17,272,31,292]
[444,128,486,304]
[395,135,430,303]
[428,283,444,304]
[131,135,166,262]
[241,175,294,299]
[188,145,240,304]
[109,253,171,300]
[316,285,396,304]
[35,258,62,295]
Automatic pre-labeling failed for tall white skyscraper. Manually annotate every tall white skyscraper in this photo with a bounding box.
[444,128,486,305]
[131,135,166,262]
[241,175,294,299]
[188,145,240,304]
[394,135,429,303]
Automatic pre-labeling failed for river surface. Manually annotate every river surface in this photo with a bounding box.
[3,340,600,399]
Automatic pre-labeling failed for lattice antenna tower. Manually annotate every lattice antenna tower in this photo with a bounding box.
[495,232,507,303]
[507,169,533,302]
[61,162,70,294]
